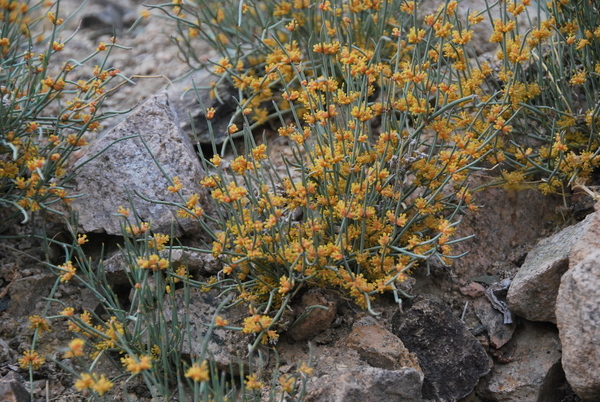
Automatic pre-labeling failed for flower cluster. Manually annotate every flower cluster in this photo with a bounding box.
[0,1,127,231]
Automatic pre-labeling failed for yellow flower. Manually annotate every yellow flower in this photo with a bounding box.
[28,315,51,334]
[60,307,75,317]
[245,373,264,390]
[77,234,88,245]
[122,354,153,374]
[64,338,86,358]
[58,261,77,282]
[299,362,313,375]
[185,360,209,382]
[168,176,183,193]
[18,350,45,370]
[74,373,94,391]
[92,374,113,396]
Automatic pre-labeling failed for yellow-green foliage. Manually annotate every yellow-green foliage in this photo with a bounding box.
[11,0,600,399]
[152,0,600,339]
[0,0,126,230]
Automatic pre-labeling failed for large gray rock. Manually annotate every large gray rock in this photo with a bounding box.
[391,295,490,401]
[69,92,211,237]
[305,366,423,402]
[556,249,600,401]
[507,214,593,323]
[476,321,562,401]
[569,202,600,265]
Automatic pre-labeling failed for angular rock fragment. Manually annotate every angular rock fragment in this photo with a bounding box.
[346,320,421,371]
[305,366,423,402]
[391,295,490,401]
[556,249,600,401]
[507,214,593,323]
[473,297,516,349]
[476,321,562,401]
[68,92,212,238]
[0,372,29,402]
[287,289,338,342]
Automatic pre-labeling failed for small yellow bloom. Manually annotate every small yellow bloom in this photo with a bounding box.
[122,354,153,374]
[77,234,88,245]
[28,315,51,334]
[92,374,113,396]
[18,350,45,370]
[60,307,75,317]
[64,338,86,358]
[58,261,76,282]
[185,360,210,382]
[299,362,313,376]
[245,373,263,390]
[74,373,94,390]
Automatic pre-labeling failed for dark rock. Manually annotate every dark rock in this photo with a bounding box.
[168,69,240,145]
[391,295,490,401]
[305,366,423,402]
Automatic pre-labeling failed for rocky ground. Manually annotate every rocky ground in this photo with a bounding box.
[1,1,599,401]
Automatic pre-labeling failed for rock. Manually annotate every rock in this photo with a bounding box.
[305,366,423,402]
[473,297,516,349]
[556,249,600,401]
[569,201,600,265]
[6,273,55,316]
[451,174,562,279]
[167,69,240,145]
[287,289,338,342]
[507,214,593,323]
[0,372,29,402]
[391,295,490,401]
[476,321,562,401]
[68,92,212,238]
[102,247,221,286]
[78,1,130,32]
[161,287,248,372]
[346,320,421,371]
[460,282,486,298]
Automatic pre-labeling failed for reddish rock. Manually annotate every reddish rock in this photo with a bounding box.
[346,324,421,371]
[460,282,486,298]
[288,289,338,342]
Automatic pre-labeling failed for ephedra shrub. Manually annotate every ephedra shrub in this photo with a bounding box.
[152,0,600,336]
[0,0,127,232]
